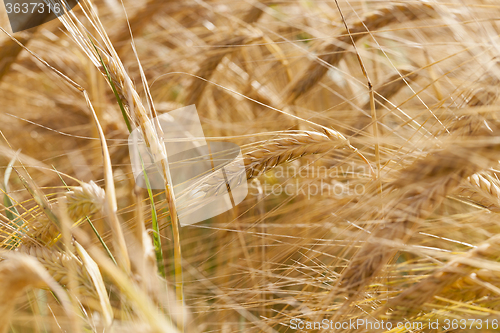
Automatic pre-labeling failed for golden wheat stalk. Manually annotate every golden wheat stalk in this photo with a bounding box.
[74,241,114,326]
[129,192,188,329]
[282,2,435,104]
[57,0,184,304]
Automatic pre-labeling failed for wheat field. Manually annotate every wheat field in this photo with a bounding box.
[1,0,500,332]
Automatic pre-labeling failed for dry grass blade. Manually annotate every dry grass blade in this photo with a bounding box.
[71,227,181,333]
[75,241,113,327]
[87,85,131,273]
[58,196,81,333]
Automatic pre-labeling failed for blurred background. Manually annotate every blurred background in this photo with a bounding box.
[1,0,500,332]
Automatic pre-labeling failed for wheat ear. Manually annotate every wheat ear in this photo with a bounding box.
[183,129,352,200]
[449,82,500,211]
[379,231,500,318]
[0,252,73,333]
[66,181,106,221]
[339,81,500,295]
[18,245,97,298]
[245,129,350,179]
[18,243,112,323]
[283,3,434,104]
[340,126,500,295]
[456,172,500,212]
[186,34,254,106]
[28,181,105,245]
